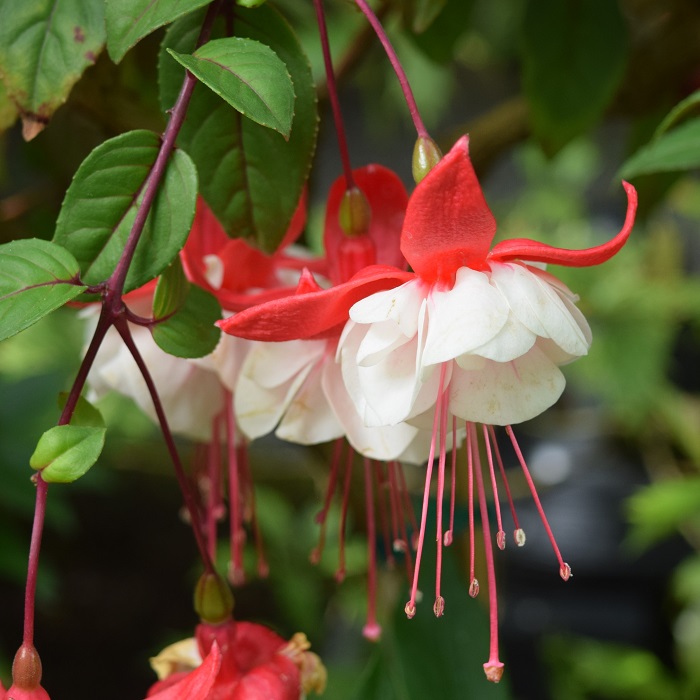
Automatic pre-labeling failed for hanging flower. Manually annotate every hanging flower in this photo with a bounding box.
[147,621,326,700]
[221,136,637,680]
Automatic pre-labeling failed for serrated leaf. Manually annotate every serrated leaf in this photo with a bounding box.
[620,118,700,180]
[521,0,627,154]
[153,257,189,319]
[57,393,105,428]
[53,130,198,293]
[159,6,317,252]
[105,0,211,64]
[152,284,221,358]
[168,38,294,137]
[0,0,104,139]
[30,424,106,483]
[0,239,86,342]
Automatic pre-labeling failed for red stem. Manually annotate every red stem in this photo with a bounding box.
[313,0,356,188]
[353,0,429,138]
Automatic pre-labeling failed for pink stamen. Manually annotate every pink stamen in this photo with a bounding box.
[483,425,506,550]
[363,458,381,641]
[397,457,420,549]
[434,387,449,617]
[471,424,504,683]
[225,396,244,586]
[386,461,403,552]
[311,439,343,564]
[506,426,571,580]
[444,416,457,547]
[373,461,395,568]
[336,444,354,583]
[405,363,447,618]
[488,425,525,546]
[390,461,416,583]
[238,446,268,578]
[467,423,478,597]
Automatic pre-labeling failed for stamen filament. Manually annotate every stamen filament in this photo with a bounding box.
[373,461,395,568]
[445,416,457,547]
[363,458,381,640]
[311,439,344,564]
[488,425,524,545]
[467,423,478,597]
[506,426,571,580]
[337,444,354,583]
[434,388,449,617]
[472,424,504,683]
[225,396,244,586]
[483,425,506,550]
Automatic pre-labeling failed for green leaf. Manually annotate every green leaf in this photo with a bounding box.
[105,0,211,64]
[168,38,294,137]
[159,6,317,252]
[57,393,105,429]
[30,424,106,483]
[0,0,104,139]
[0,79,18,134]
[153,257,189,319]
[53,130,198,293]
[627,478,700,550]
[0,239,86,342]
[620,118,700,179]
[654,88,700,138]
[521,0,628,154]
[152,284,221,359]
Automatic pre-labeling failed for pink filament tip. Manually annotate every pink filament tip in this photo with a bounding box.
[514,528,526,547]
[228,564,245,587]
[443,530,453,547]
[335,569,346,584]
[257,561,270,578]
[404,602,416,619]
[484,661,505,683]
[469,578,480,598]
[496,530,506,551]
[433,596,445,617]
[309,549,321,565]
[560,563,572,581]
[393,538,407,552]
[362,622,382,641]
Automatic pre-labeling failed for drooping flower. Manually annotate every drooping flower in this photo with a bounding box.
[147,621,325,700]
[221,136,637,680]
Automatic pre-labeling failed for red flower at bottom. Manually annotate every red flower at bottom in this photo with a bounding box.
[147,621,325,700]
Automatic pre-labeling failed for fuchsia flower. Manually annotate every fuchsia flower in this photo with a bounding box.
[221,136,637,680]
[147,621,325,700]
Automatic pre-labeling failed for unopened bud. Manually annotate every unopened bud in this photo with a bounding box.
[194,571,234,624]
[433,596,445,617]
[11,644,42,690]
[560,563,572,581]
[469,578,480,598]
[514,528,526,547]
[338,187,371,237]
[412,135,442,184]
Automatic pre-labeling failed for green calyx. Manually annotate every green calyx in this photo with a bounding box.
[412,135,442,184]
[338,187,371,237]
[194,572,235,624]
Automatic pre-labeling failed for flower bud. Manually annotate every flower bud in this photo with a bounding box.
[194,572,234,624]
[412,135,442,184]
[338,187,371,237]
[7,644,50,700]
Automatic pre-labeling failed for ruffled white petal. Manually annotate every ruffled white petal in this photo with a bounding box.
[421,267,508,369]
[448,344,565,426]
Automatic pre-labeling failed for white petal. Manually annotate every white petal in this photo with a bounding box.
[349,278,426,338]
[239,339,325,390]
[357,318,410,367]
[323,359,418,460]
[468,313,536,362]
[277,359,344,444]
[195,332,251,392]
[421,267,508,368]
[203,254,224,289]
[448,345,566,425]
[490,263,589,358]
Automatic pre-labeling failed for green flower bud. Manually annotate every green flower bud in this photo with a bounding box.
[194,572,234,624]
[338,187,371,237]
[412,135,442,184]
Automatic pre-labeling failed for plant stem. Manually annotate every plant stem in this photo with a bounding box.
[115,317,216,574]
[353,0,428,138]
[313,0,356,188]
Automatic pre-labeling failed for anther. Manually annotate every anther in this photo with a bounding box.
[433,596,445,617]
[469,578,480,598]
[404,602,416,619]
[514,528,526,547]
[443,530,453,546]
[560,563,572,581]
[496,530,506,550]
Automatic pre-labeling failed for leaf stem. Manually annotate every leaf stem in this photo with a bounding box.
[352,0,428,138]
[313,0,356,188]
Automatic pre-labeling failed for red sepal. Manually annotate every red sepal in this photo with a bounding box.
[489,181,638,266]
[401,135,496,283]
[218,266,413,341]
[146,642,222,700]
[230,655,300,700]
[324,165,408,283]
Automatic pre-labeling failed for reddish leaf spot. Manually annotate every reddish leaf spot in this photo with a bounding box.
[85,51,96,63]
[74,25,85,43]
